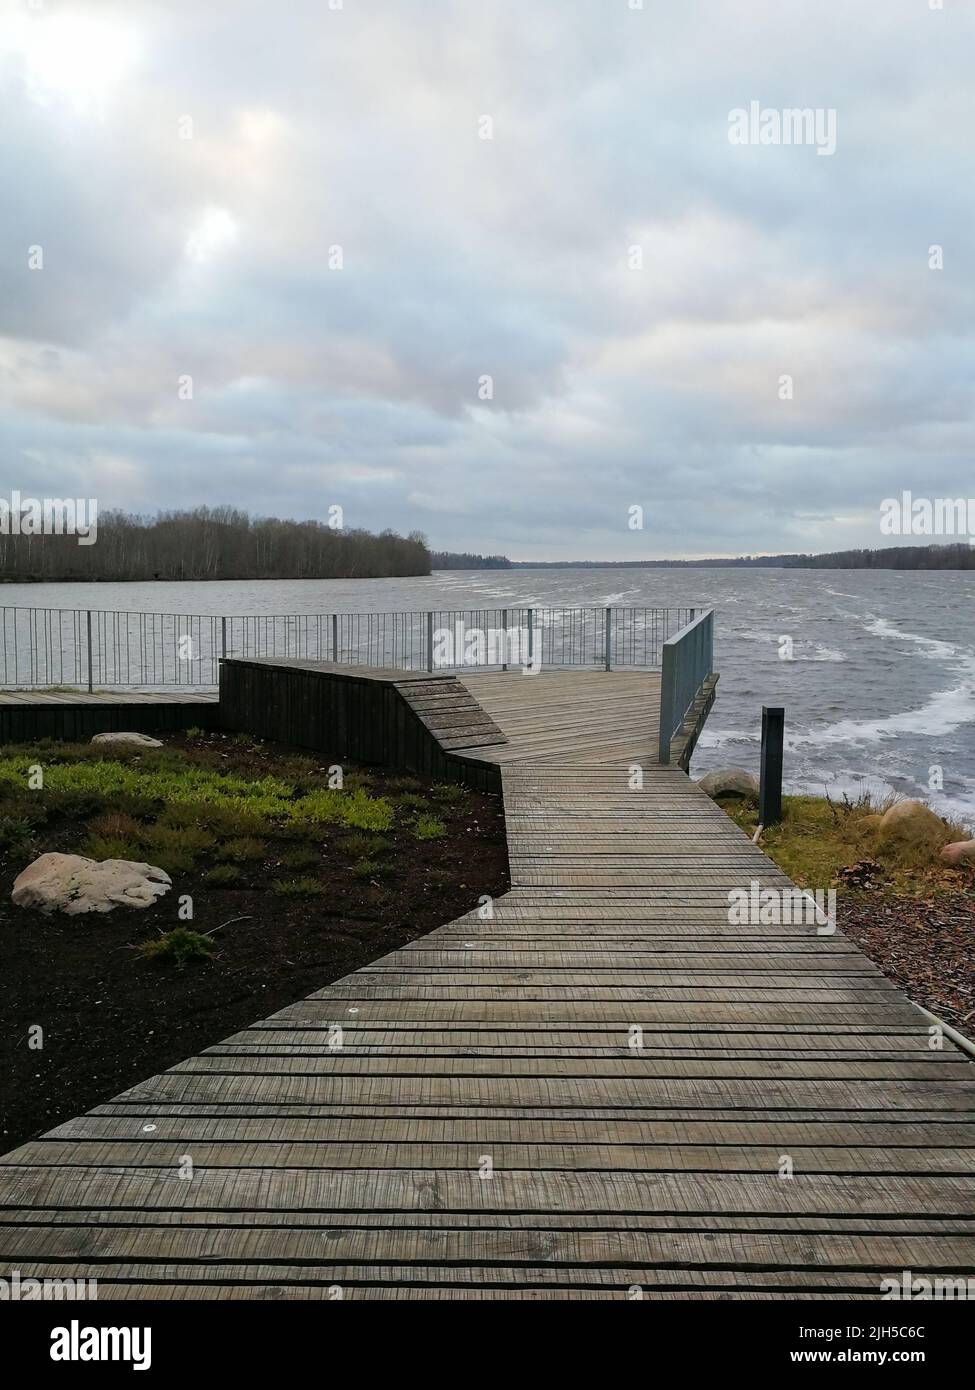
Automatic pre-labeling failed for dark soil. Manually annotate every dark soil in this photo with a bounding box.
[838,890,975,1032]
[0,731,508,1153]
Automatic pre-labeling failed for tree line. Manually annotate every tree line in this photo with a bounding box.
[0,507,431,581]
[508,544,975,570]
[430,550,513,569]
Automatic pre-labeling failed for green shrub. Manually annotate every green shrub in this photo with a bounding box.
[197,803,267,836]
[291,787,394,832]
[216,835,267,863]
[431,782,464,803]
[139,928,214,968]
[396,792,430,814]
[143,824,216,855]
[184,726,203,739]
[0,794,48,828]
[271,876,323,896]
[203,864,242,887]
[412,814,446,841]
[277,846,320,869]
[82,833,145,862]
[387,775,423,793]
[89,810,143,839]
[0,816,36,856]
[350,858,387,880]
[39,789,108,818]
[341,832,392,858]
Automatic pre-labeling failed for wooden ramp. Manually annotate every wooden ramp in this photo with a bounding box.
[1,669,973,1299]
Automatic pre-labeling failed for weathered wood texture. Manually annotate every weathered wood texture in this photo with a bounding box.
[219,658,507,790]
[0,691,220,745]
[2,664,973,1299]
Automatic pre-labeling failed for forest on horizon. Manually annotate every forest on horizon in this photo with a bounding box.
[0,507,430,582]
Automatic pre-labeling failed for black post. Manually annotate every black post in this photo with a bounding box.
[759,706,784,827]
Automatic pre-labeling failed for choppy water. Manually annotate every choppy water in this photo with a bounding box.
[3,569,973,827]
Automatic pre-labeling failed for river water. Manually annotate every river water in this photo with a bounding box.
[2,569,973,826]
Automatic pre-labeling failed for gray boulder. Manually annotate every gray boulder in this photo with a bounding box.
[91,731,163,748]
[12,853,172,915]
[696,767,760,798]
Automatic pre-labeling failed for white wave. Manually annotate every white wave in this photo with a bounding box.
[864,616,956,660]
[784,673,975,749]
[696,728,756,749]
[799,643,846,663]
[784,770,898,805]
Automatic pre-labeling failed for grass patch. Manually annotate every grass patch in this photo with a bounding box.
[271,876,324,897]
[88,810,143,840]
[277,846,321,870]
[0,816,36,858]
[411,814,447,841]
[203,864,242,887]
[138,928,214,968]
[350,858,389,881]
[215,836,267,863]
[341,832,392,858]
[430,782,464,803]
[82,833,144,862]
[720,792,969,895]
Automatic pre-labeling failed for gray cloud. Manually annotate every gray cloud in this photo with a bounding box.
[1,0,973,559]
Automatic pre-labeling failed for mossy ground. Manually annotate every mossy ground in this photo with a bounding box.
[719,791,972,897]
[0,730,509,1152]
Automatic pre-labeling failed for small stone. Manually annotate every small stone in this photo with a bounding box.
[940,840,975,867]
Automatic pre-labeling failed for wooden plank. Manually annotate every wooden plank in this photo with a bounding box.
[2,661,973,1302]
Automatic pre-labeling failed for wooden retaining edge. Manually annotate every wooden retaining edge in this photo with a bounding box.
[0,697,221,746]
[218,658,508,793]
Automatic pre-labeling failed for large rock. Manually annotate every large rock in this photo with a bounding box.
[941,840,975,867]
[11,853,171,915]
[91,731,162,748]
[697,767,759,798]
[876,800,950,855]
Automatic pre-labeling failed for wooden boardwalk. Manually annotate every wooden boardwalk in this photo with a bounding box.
[1,668,974,1299]
[0,689,219,744]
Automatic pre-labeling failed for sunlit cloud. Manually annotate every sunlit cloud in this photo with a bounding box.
[1,8,140,115]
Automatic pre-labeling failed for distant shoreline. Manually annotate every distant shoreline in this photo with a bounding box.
[433,542,975,571]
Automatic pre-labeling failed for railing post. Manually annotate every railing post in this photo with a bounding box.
[426,611,434,672]
[86,610,93,693]
[604,607,612,671]
[658,639,676,765]
[527,608,534,669]
[331,613,338,663]
[759,706,785,827]
[501,608,508,672]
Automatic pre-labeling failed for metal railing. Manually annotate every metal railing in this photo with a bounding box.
[0,604,701,690]
[657,608,716,765]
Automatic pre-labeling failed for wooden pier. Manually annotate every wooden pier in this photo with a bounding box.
[1,663,973,1299]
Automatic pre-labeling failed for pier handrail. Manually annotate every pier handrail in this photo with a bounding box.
[657,607,715,765]
[0,604,709,689]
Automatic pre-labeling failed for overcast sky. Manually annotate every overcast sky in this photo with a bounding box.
[1,0,972,560]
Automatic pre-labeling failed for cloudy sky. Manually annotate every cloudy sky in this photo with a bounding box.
[1,0,972,560]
